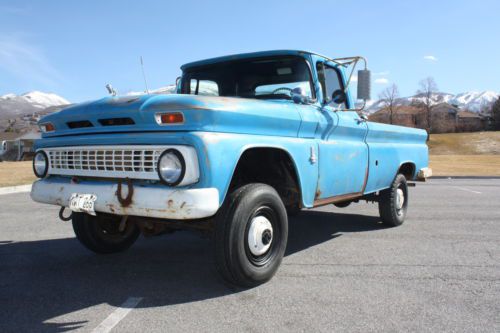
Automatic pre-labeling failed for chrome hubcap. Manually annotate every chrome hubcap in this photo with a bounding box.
[396,188,405,211]
[247,216,273,256]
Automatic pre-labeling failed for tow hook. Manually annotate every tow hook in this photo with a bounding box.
[59,206,73,221]
[117,178,134,207]
[119,215,129,232]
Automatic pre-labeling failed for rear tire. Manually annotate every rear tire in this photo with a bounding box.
[214,183,288,288]
[72,213,140,254]
[378,174,408,227]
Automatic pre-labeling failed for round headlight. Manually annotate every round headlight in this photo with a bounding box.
[33,151,48,178]
[157,149,185,186]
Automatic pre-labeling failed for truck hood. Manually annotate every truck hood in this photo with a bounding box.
[40,94,302,138]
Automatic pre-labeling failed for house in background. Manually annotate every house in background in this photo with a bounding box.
[431,103,459,133]
[456,111,483,132]
[368,105,425,128]
[0,131,41,161]
[369,102,489,133]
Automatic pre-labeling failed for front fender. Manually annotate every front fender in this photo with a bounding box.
[192,132,318,208]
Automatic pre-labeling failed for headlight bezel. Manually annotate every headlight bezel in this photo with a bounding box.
[157,149,186,186]
[33,150,49,178]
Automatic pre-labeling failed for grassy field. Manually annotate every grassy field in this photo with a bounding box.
[430,155,500,176]
[0,161,36,187]
[428,131,500,155]
[0,132,499,187]
[428,131,500,176]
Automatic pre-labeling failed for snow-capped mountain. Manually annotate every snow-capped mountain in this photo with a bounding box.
[365,91,499,114]
[0,91,70,120]
[449,91,499,112]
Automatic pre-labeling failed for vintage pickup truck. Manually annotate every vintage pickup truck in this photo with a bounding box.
[31,50,431,287]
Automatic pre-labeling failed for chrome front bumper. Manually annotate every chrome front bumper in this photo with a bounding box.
[31,178,219,220]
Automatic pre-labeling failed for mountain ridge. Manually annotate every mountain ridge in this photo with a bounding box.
[0,91,70,121]
[365,90,499,114]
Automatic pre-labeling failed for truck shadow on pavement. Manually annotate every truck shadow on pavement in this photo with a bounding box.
[0,210,384,332]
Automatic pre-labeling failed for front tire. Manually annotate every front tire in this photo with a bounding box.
[214,183,288,288]
[72,213,140,254]
[378,173,408,227]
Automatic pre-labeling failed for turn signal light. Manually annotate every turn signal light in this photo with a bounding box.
[40,122,55,132]
[155,112,184,125]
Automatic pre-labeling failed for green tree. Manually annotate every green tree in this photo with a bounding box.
[492,97,500,130]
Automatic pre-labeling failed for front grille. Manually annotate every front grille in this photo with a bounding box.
[45,146,165,180]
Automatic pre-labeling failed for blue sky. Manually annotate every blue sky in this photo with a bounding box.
[1,0,499,103]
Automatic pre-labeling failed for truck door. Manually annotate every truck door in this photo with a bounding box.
[314,62,369,201]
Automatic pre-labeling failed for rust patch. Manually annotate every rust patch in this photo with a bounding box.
[315,188,322,200]
[117,178,134,207]
[167,199,174,208]
[106,204,116,213]
[314,192,363,208]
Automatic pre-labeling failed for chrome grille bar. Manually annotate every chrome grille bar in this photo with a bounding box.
[43,146,166,180]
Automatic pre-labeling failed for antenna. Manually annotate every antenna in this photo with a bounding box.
[140,56,150,94]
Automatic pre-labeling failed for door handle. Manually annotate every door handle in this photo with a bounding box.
[355,115,368,124]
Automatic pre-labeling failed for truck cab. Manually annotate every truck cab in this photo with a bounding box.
[31,50,431,287]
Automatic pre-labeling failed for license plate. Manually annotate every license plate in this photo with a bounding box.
[69,193,97,216]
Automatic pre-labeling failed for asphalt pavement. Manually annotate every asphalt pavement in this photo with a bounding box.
[0,178,499,332]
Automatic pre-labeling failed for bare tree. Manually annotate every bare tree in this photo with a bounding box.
[379,84,400,124]
[416,77,439,132]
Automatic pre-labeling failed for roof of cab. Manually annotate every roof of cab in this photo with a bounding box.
[180,50,326,70]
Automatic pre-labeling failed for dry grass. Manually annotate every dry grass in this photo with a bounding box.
[0,161,36,187]
[429,131,500,155]
[430,155,500,176]
[428,131,500,176]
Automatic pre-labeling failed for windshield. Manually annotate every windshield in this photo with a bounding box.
[181,56,313,100]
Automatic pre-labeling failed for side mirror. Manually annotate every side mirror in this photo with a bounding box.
[357,69,371,101]
[291,87,310,104]
[331,89,347,105]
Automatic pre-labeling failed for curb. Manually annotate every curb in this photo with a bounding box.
[431,176,500,179]
[0,184,32,196]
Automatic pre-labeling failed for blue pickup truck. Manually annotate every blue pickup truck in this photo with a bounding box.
[31,50,431,287]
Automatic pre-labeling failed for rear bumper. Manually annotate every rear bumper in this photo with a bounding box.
[30,178,219,220]
[417,167,433,180]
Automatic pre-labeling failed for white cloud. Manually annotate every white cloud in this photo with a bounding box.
[374,78,389,85]
[0,36,63,88]
[423,55,438,62]
[349,75,358,83]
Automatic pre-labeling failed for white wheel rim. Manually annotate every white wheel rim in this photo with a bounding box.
[247,215,273,256]
[396,188,405,211]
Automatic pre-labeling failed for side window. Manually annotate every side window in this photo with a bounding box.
[316,63,346,108]
[188,79,219,96]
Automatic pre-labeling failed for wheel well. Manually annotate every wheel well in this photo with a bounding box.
[398,162,416,180]
[229,148,302,209]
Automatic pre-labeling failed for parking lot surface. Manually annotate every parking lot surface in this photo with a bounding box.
[0,178,499,332]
